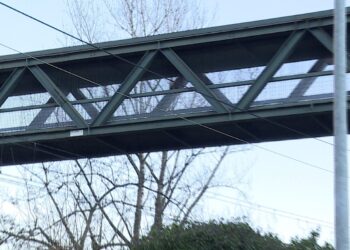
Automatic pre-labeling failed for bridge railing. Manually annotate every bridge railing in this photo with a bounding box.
[0,14,348,135]
[0,62,344,134]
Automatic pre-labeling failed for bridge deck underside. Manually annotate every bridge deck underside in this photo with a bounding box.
[0,104,339,165]
[0,9,349,165]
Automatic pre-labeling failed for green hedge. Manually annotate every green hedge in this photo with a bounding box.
[134,221,333,250]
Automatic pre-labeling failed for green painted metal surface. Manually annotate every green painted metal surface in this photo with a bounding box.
[0,8,348,165]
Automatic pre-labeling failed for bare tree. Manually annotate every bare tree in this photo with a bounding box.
[0,1,248,249]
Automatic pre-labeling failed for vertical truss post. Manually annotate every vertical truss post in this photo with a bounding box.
[237,30,305,110]
[161,48,230,113]
[91,50,157,127]
[29,66,88,128]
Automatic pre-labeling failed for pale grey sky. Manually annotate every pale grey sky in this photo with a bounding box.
[0,0,349,245]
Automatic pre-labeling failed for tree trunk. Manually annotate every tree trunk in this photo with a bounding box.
[152,151,167,232]
[132,153,145,246]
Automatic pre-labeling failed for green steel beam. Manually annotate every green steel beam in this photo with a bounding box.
[152,74,232,114]
[0,10,349,164]
[0,70,337,115]
[0,68,25,107]
[288,59,329,99]
[237,30,305,110]
[28,86,88,129]
[161,48,230,113]
[91,50,157,127]
[0,100,338,146]
[28,87,72,129]
[28,97,56,129]
[29,66,88,128]
[199,74,232,105]
[0,8,346,70]
[309,28,334,52]
[310,28,350,70]
[71,89,99,119]
[152,77,186,113]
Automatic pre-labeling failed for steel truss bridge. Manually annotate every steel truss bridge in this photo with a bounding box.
[0,9,349,165]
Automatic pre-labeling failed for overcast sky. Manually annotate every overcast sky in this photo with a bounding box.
[0,0,350,245]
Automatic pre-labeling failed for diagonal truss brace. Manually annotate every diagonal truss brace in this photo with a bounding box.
[28,89,98,130]
[310,28,350,71]
[288,59,330,99]
[0,68,25,107]
[28,97,59,129]
[91,50,158,127]
[71,89,99,119]
[199,74,232,104]
[237,30,305,110]
[29,66,88,128]
[152,77,187,113]
[161,48,230,113]
[152,74,233,114]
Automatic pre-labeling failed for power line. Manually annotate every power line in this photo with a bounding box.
[0,161,334,230]
[0,1,341,152]
[0,172,43,186]
[0,165,335,233]
[0,3,337,176]
[0,161,335,233]
[0,173,333,231]
[0,2,175,83]
[204,194,334,229]
[0,175,40,187]
[0,164,332,228]
[142,196,335,234]
[206,191,333,227]
[0,42,334,176]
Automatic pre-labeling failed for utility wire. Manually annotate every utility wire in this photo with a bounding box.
[0,170,334,231]
[0,41,334,175]
[0,3,337,175]
[146,194,335,231]
[109,191,335,230]
[0,149,335,233]
[0,172,42,186]
[0,2,174,82]
[0,175,39,187]
[205,194,335,231]
[0,153,335,237]
[206,191,333,227]
[0,1,341,151]
[0,155,334,231]
[0,163,331,228]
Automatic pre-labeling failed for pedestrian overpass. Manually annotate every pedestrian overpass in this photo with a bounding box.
[0,8,348,165]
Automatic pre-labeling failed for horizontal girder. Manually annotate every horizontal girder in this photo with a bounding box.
[0,8,349,165]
